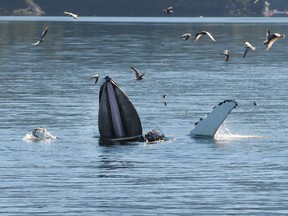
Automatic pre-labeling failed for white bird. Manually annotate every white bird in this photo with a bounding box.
[32,27,48,46]
[162,6,174,14]
[254,0,260,4]
[131,66,145,80]
[243,41,256,58]
[193,31,216,43]
[264,30,285,51]
[90,74,100,84]
[220,50,230,62]
[64,11,78,19]
[180,33,192,40]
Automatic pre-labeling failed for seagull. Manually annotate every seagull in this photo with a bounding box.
[131,66,145,80]
[253,101,258,106]
[264,30,285,51]
[64,11,78,19]
[32,26,48,46]
[90,74,100,84]
[243,41,256,58]
[180,33,192,40]
[193,31,216,43]
[254,0,260,4]
[220,50,230,62]
[162,6,174,14]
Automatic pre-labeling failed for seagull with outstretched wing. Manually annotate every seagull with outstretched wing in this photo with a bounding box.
[32,27,48,46]
[91,74,100,84]
[264,30,285,51]
[131,66,145,80]
[64,11,78,19]
[193,31,216,43]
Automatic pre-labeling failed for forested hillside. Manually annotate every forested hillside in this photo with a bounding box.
[0,0,286,17]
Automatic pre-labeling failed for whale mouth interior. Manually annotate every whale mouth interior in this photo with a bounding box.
[106,82,125,138]
[98,76,143,142]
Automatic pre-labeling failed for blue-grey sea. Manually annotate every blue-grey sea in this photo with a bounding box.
[1,16,288,215]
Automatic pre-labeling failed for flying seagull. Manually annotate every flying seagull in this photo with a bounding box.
[220,50,230,62]
[243,41,256,58]
[32,26,48,46]
[264,30,285,51]
[131,66,145,80]
[162,6,174,14]
[90,74,100,84]
[64,11,78,19]
[180,33,192,40]
[193,31,216,43]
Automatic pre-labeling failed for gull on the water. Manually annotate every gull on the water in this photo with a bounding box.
[32,26,48,46]
[243,41,256,58]
[180,33,192,40]
[90,74,100,84]
[131,66,145,80]
[220,49,230,62]
[193,31,216,43]
[264,30,285,51]
[162,6,174,14]
[64,11,78,19]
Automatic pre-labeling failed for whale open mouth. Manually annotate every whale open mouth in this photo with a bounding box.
[191,100,238,138]
[98,76,144,142]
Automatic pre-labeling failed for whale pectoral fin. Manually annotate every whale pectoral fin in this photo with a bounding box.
[191,100,238,137]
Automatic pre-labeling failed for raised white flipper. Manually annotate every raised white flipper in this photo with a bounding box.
[191,100,238,137]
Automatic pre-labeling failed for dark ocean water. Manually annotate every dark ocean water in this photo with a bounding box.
[0,17,288,215]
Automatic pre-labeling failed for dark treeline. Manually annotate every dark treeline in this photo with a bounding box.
[0,0,287,17]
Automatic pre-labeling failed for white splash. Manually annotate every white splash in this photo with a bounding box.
[23,127,57,142]
[214,126,265,141]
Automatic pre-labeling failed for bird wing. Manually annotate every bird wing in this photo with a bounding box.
[193,33,202,43]
[180,33,190,40]
[265,37,278,51]
[138,73,145,79]
[245,42,256,50]
[131,66,140,79]
[204,31,216,42]
[225,54,229,62]
[243,47,250,58]
[72,14,78,19]
[91,74,99,82]
[266,30,271,38]
[40,27,48,39]
[32,40,40,46]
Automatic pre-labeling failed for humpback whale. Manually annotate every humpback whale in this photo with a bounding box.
[98,76,144,142]
[191,100,238,137]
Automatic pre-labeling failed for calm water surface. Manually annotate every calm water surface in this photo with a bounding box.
[0,17,288,215]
